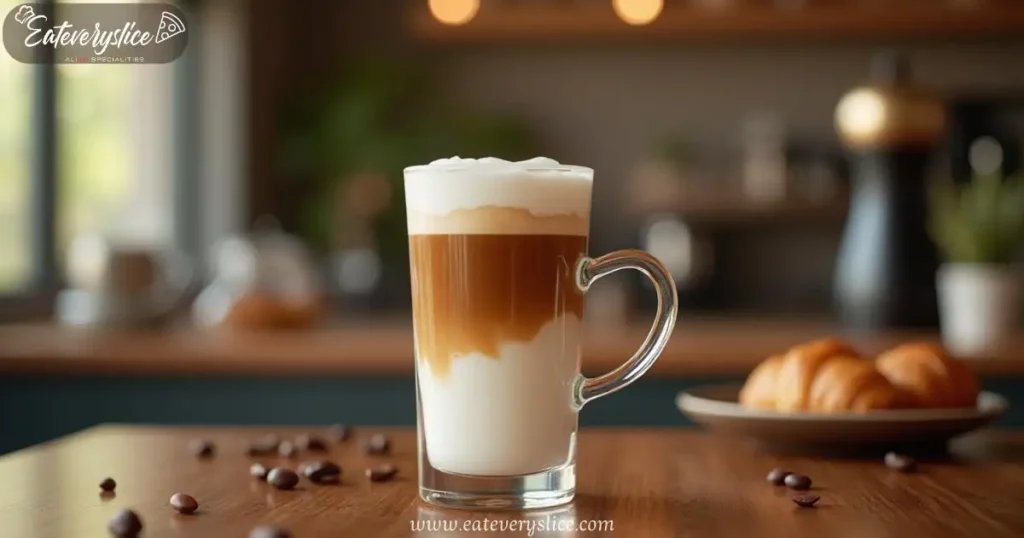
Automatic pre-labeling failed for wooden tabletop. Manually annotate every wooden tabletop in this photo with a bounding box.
[2,426,1024,537]
[1,319,1023,378]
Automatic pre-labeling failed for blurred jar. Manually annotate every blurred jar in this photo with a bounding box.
[193,219,325,330]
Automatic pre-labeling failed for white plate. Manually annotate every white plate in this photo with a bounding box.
[677,384,1008,454]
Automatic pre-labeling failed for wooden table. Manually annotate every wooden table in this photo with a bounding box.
[3,426,1024,537]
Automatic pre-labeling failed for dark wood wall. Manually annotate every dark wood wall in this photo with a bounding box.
[244,0,411,223]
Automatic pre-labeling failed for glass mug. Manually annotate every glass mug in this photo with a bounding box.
[404,157,677,509]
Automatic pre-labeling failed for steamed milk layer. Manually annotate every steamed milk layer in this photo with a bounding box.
[406,157,592,477]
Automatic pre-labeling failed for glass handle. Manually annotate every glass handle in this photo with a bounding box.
[572,249,678,409]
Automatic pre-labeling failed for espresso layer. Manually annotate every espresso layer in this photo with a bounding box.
[407,207,589,236]
[409,233,587,378]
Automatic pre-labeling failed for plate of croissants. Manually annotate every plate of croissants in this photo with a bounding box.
[677,337,1007,452]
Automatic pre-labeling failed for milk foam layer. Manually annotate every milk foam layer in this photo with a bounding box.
[404,157,592,235]
[418,315,580,477]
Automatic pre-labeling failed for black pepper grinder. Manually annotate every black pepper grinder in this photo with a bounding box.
[833,52,947,329]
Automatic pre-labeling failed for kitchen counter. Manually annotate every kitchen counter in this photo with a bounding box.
[3,320,1024,456]
[3,425,1024,537]
[0,319,1022,377]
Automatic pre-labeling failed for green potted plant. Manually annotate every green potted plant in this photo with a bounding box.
[929,172,1024,355]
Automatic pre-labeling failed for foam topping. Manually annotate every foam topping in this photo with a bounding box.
[418,156,565,171]
[404,157,593,234]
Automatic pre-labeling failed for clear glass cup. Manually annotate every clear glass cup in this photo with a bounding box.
[404,160,677,510]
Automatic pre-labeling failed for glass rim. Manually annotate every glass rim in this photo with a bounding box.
[403,164,594,176]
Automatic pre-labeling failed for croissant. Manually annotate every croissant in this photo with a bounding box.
[737,354,784,409]
[740,337,901,413]
[875,343,979,409]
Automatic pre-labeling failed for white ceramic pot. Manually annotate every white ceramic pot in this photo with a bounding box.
[937,264,1022,357]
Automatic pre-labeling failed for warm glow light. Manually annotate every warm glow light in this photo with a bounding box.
[428,0,479,26]
[836,89,887,140]
[613,0,664,26]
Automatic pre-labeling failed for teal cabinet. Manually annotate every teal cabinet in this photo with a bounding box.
[1,376,1020,454]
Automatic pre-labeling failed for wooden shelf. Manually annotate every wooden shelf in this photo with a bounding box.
[411,1,1024,43]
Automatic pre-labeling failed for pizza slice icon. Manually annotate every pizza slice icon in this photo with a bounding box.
[155,11,186,44]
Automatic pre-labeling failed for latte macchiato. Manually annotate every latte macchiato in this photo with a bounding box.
[406,157,591,477]
[407,157,676,509]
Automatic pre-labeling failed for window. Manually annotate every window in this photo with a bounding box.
[57,62,175,251]
[0,0,180,307]
[57,0,177,266]
[0,0,33,291]
[0,0,246,319]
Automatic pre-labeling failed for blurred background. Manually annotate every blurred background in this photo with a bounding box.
[1,0,1023,454]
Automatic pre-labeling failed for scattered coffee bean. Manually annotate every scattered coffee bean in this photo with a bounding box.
[327,424,350,443]
[107,508,143,536]
[278,441,297,459]
[190,439,215,458]
[267,467,299,490]
[884,452,918,473]
[364,433,390,455]
[366,464,398,482]
[302,460,342,484]
[791,493,820,508]
[250,526,291,538]
[766,468,790,486]
[784,474,812,490]
[250,463,269,480]
[295,434,328,452]
[169,493,199,515]
[99,477,117,492]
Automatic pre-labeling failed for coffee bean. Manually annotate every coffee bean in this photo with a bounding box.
[250,463,269,480]
[784,473,812,490]
[791,493,820,508]
[884,452,918,473]
[99,477,116,492]
[267,467,299,490]
[295,434,328,452]
[366,464,398,482]
[327,424,351,443]
[302,460,342,484]
[107,508,143,536]
[250,526,291,538]
[766,468,790,485]
[190,439,215,458]
[364,433,390,455]
[169,493,199,515]
[278,441,297,459]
